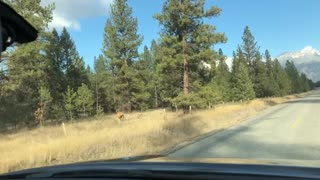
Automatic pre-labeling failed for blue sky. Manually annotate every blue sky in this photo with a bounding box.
[45,0,320,67]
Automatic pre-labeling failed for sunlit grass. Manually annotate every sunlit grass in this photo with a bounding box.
[0,92,308,173]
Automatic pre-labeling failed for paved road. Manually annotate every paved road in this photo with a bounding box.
[170,90,320,161]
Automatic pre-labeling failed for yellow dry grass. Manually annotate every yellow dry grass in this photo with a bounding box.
[0,93,308,173]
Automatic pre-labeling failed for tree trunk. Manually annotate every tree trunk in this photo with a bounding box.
[182,35,189,95]
[181,0,189,114]
[112,69,116,112]
[96,75,99,112]
[181,0,188,95]
[127,100,132,112]
[154,86,158,108]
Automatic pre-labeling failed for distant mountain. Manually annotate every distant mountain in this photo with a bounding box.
[277,46,320,82]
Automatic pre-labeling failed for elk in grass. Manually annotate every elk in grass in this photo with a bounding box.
[115,111,125,123]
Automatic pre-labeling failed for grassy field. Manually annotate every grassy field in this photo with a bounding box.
[0,93,307,173]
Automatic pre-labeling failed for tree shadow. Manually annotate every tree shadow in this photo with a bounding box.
[305,94,320,98]
[264,100,277,106]
[169,121,320,161]
[285,99,320,104]
[148,114,205,147]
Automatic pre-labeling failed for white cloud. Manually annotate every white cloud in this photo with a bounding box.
[41,0,113,30]
[300,46,320,56]
[48,12,81,31]
[277,46,320,65]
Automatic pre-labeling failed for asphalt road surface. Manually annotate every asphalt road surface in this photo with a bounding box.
[170,90,320,161]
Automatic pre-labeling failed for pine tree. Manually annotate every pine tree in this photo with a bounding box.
[45,28,65,104]
[198,85,222,108]
[300,73,310,92]
[45,28,88,94]
[75,84,94,117]
[34,86,52,125]
[230,48,255,101]
[265,50,279,96]
[60,28,89,90]
[150,40,160,108]
[155,0,226,110]
[102,0,143,112]
[213,48,231,101]
[273,59,291,96]
[86,65,92,86]
[93,55,111,112]
[63,86,77,120]
[252,52,269,97]
[142,46,153,71]
[43,28,89,119]
[130,46,153,110]
[231,51,238,74]
[67,57,89,88]
[151,39,160,66]
[241,26,259,81]
[285,60,301,93]
[309,79,315,90]
[241,26,259,66]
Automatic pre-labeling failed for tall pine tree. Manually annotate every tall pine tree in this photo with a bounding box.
[102,0,143,112]
[230,48,255,101]
[252,52,269,97]
[45,27,89,119]
[300,73,311,92]
[131,46,152,110]
[241,26,259,81]
[45,29,64,102]
[264,50,279,96]
[155,0,226,110]
[150,40,161,108]
[273,59,291,96]
[63,86,77,120]
[92,55,111,112]
[60,28,89,90]
[285,60,301,93]
[213,48,231,101]
[75,83,94,117]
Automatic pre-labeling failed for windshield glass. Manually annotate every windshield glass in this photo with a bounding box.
[0,0,319,174]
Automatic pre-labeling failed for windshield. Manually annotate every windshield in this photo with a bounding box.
[0,0,319,174]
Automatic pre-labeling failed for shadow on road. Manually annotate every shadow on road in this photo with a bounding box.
[285,99,320,104]
[170,120,320,160]
[307,94,320,97]
[169,93,320,160]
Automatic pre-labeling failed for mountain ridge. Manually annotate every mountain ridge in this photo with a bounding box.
[277,46,320,82]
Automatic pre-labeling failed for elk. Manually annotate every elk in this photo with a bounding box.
[116,111,125,122]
